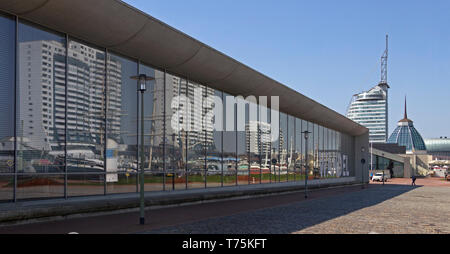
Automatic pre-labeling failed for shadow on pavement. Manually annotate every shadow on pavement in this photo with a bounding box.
[143,184,421,234]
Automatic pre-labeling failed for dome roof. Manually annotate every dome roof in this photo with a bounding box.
[386,97,426,152]
[387,124,427,152]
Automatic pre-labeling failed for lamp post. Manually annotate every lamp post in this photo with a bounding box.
[361,146,366,189]
[302,131,311,199]
[130,74,154,225]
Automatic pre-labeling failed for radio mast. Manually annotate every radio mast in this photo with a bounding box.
[380,35,388,84]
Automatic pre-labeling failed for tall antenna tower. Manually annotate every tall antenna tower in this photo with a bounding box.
[380,34,388,84]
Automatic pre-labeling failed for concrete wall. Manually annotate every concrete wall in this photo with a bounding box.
[401,154,432,176]
[354,131,369,183]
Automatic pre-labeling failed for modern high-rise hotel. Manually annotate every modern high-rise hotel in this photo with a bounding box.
[0,0,368,219]
[346,83,389,143]
[347,36,390,143]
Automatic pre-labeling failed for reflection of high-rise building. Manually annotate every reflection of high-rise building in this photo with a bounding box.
[245,121,271,154]
[347,83,389,143]
[165,74,214,149]
[18,40,122,153]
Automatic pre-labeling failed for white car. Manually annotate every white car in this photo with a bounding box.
[372,173,388,182]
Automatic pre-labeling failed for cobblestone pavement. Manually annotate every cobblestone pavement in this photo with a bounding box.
[143,182,450,234]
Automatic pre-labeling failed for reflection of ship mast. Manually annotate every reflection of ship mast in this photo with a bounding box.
[288,136,293,168]
[146,79,164,170]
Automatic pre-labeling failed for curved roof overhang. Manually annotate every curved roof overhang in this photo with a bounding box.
[0,0,368,136]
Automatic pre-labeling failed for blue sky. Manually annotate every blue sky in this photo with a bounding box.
[124,0,450,139]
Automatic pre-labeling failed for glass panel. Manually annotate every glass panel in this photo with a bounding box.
[0,175,13,202]
[17,21,66,174]
[0,14,15,174]
[106,53,138,192]
[301,120,308,180]
[206,90,222,188]
[67,174,104,197]
[287,115,295,181]
[313,123,319,179]
[66,39,106,174]
[139,65,164,190]
[336,132,342,177]
[17,174,64,200]
[307,121,313,179]
[331,130,337,177]
[223,93,236,186]
[279,112,288,182]
[260,104,271,183]
[165,74,187,190]
[236,97,248,185]
[294,118,303,181]
[187,81,206,190]
[318,125,325,179]
[271,111,280,183]
[248,99,260,185]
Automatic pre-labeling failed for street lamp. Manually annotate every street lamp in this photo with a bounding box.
[130,74,154,225]
[302,130,311,199]
[361,146,366,189]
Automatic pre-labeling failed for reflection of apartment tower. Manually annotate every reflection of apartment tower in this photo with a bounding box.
[246,121,271,154]
[151,70,166,147]
[19,40,65,151]
[105,55,123,143]
[19,40,122,152]
[165,74,214,148]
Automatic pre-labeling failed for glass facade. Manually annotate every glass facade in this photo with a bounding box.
[0,13,357,202]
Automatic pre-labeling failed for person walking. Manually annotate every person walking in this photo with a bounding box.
[411,175,417,186]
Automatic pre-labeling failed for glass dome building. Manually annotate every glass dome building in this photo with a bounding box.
[387,98,426,153]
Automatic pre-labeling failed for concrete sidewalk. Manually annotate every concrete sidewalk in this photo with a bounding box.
[0,180,366,234]
[0,177,357,228]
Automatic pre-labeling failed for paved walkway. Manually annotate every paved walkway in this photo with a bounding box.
[0,177,448,234]
[144,178,450,234]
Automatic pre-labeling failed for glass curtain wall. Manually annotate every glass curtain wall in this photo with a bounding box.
[223,93,237,186]
[323,128,331,178]
[247,98,260,185]
[16,21,66,200]
[278,113,287,182]
[165,74,188,190]
[294,118,303,181]
[260,104,271,183]
[287,115,295,181]
[0,13,15,202]
[65,39,106,197]
[236,97,247,185]
[206,90,222,188]
[186,81,206,189]
[318,125,324,178]
[0,12,360,202]
[105,53,138,194]
[139,64,164,192]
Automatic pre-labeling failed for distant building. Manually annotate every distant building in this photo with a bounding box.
[424,137,450,160]
[347,82,389,143]
[386,98,430,176]
[387,98,426,154]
